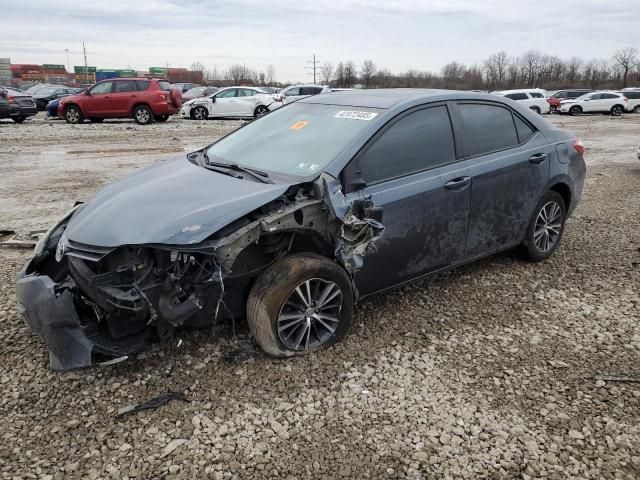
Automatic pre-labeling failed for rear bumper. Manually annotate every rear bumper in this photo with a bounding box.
[10,104,38,118]
[16,269,95,371]
[152,103,180,115]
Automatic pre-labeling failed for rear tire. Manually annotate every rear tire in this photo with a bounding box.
[610,105,624,116]
[12,117,26,123]
[634,105,640,114]
[89,117,103,123]
[64,105,83,124]
[569,105,582,116]
[521,191,566,262]
[133,105,154,125]
[190,106,208,120]
[156,114,169,122]
[247,253,354,357]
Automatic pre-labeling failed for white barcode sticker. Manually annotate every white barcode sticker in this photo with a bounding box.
[334,110,378,120]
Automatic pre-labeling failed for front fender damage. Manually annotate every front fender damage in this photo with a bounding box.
[16,174,384,370]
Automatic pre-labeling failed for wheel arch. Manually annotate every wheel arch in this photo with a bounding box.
[130,102,152,115]
[548,181,572,212]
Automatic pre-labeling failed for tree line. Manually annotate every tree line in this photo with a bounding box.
[191,47,640,90]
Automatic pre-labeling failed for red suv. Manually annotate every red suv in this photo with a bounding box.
[58,78,182,125]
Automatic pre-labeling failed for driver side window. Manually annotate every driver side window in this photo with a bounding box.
[285,87,300,96]
[90,82,113,95]
[217,89,237,98]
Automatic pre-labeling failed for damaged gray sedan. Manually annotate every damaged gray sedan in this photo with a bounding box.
[16,89,585,370]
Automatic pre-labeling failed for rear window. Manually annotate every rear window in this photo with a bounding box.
[505,93,528,101]
[136,80,151,91]
[458,103,519,157]
[157,81,172,91]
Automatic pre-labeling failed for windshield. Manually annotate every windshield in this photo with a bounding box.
[205,103,380,177]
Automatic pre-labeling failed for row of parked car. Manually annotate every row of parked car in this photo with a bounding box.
[493,88,640,116]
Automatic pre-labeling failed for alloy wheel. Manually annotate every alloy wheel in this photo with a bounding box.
[136,109,150,123]
[611,106,623,116]
[193,107,206,120]
[254,106,268,118]
[277,278,343,351]
[66,108,79,123]
[534,201,562,253]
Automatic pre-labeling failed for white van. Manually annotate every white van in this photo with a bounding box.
[493,89,550,114]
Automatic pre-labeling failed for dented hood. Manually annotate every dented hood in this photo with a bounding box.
[64,157,292,247]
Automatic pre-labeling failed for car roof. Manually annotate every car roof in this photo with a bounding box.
[493,88,546,94]
[299,88,465,109]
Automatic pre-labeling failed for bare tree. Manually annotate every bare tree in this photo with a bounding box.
[441,61,465,88]
[320,62,333,85]
[226,64,246,85]
[343,61,357,87]
[334,62,345,87]
[265,65,276,85]
[566,57,582,87]
[483,51,508,89]
[360,59,377,87]
[190,61,207,73]
[613,47,639,88]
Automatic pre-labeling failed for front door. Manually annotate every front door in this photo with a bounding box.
[343,104,471,296]
[84,81,113,116]
[455,102,551,256]
[212,88,239,116]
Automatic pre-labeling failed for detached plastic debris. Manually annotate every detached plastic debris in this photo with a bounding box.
[115,389,189,418]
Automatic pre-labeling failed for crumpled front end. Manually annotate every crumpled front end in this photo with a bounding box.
[17,176,385,371]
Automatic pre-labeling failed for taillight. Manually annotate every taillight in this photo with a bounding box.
[8,95,15,103]
[623,96,628,102]
[574,138,585,156]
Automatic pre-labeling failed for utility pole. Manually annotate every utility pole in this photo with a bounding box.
[306,54,319,83]
[64,48,70,82]
[82,42,88,80]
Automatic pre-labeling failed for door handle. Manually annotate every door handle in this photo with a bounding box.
[104,96,111,99]
[130,94,136,97]
[528,153,547,164]
[444,176,471,190]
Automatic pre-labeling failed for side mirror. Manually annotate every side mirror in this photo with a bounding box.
[85,90,91,96]
[210,96,216,103]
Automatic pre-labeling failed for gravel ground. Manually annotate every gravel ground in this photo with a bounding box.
[1,112,639,479]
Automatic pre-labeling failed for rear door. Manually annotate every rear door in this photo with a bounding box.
[454,101,551,256]
[110,80,137,115]
[343,104,471,295]
[582,93,601,112]
[234,88,259,116]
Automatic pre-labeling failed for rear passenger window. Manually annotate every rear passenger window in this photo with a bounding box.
[360,106,456,185]
[157,81,172,91]
[458,104,519,156]
[136,80,151,91]
[514,115,535,143]
[568,92,584,98]
[114,80,135,93]
[505,93,528,101]
[530,92,544,98]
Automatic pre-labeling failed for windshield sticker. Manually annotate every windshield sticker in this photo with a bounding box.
[296,162,320,172]
[290,120,309,130]
[334,110,378,121]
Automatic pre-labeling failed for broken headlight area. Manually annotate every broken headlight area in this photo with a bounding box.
[17,245,256,371]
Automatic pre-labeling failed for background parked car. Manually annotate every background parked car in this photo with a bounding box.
[58,78,182,125]
[547,89,593,113]
[615,90,640,113]
[46,88,84,118]
[172,82,201,93]
[180,86,281,120]
[25,83,55,95]
[493,89,550,114]
[4,87,37,123]
[0,87,10,119]
[276,84,330,104]
[182,86,219,102]
[559,91,628,116]
[32,85,77,110]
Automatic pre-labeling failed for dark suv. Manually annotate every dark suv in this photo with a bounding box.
[548,89,593,113]
[57,78,182,125]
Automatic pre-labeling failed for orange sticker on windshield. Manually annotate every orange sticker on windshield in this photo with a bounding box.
[290,120,309,130]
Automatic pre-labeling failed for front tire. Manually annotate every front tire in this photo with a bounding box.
[610,105,624,116]
[190,106,207,120]
[12,116,26,123]
[530,106,541,114]
[634,105,640,114]
[89,117,103,123]
[247,253,354,357]
[569,105,582,116]
[133,105,154,125]
[254,105,269,118]
[522,191,566,262]
[64,105,83,124]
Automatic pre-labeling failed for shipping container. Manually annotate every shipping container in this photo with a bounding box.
[95,71,119,81]
[116,69,136,77]
[74,66,97,74]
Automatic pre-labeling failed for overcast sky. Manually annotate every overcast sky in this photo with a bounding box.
[1,0,638,82]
